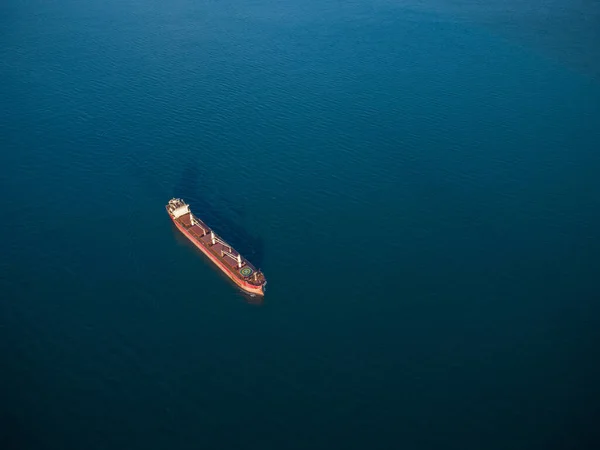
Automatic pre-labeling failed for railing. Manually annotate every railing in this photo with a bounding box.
[179,215,265,284]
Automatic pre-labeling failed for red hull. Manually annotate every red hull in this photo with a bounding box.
[171,217,265,296]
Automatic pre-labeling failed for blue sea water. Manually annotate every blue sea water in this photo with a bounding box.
[1,1,599,449]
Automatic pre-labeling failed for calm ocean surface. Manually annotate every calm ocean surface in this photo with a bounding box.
[1,1,599,449]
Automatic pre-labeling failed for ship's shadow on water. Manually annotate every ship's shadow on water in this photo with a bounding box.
[173,161,266,269]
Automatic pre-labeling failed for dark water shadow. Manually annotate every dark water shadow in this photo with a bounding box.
[0,413,36,450]
[172,160,265,269]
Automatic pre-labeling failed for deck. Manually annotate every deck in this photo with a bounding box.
[175,212,264,285]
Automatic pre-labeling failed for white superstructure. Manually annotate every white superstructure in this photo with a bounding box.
[167,198,190,218]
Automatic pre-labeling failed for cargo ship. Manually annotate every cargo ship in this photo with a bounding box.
[166,198,267,296]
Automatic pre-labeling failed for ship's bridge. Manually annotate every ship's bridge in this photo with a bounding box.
[167,198,190,218]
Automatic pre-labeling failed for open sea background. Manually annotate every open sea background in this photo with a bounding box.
[1,0,599,449]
